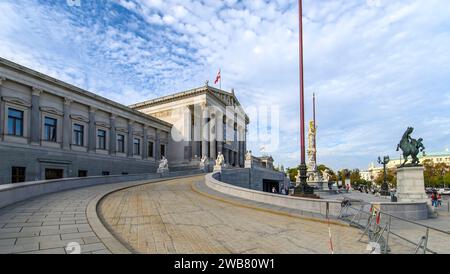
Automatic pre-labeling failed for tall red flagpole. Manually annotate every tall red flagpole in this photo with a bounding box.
[297,0,310,192]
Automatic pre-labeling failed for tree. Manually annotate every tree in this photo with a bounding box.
[374,169,397,189]
[286,167,299,182]
[350,169,361,185]
[423,160,450,187]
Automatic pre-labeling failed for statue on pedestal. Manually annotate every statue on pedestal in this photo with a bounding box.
[157,156,169,174]
[306,120,322,184]
[199,155,209,172]
[397,127,425,166]
[321,169,331,183]
[214,152,225,172]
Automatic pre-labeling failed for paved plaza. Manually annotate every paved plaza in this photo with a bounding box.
[1,174,449,254]
[98,176,366,254]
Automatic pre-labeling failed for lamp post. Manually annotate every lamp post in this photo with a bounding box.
[378,156,390,196]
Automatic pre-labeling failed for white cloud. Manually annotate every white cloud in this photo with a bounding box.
[1,0,449,171]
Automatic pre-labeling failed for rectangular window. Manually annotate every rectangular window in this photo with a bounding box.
[133,138,141,155]
[102,171,110,176]
[45,169,63,180]
[97,129,106,150]
[44,117,57,142]
[117,134,125,153]
[148,141,154,158]
[73,124,84,146]
[8,108,24,136]
[78,170,88,177]
[11,167,26,184]
[160,144,166,157]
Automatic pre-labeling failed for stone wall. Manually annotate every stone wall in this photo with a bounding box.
[0,170,204,209]
[206,172,342,217]
[219,167,290,192]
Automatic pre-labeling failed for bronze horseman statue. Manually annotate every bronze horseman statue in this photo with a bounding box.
[396,127,425,166]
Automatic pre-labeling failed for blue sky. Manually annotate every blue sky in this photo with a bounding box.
[1,0,450,171]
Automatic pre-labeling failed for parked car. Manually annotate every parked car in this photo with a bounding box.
[440,188,450,195]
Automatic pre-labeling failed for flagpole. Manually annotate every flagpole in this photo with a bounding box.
[220,68,222,90]
[297,0,309,193]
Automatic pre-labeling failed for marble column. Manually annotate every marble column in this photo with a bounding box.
[127,121,133,157]
[109,115,116,155]
[143,126,148,160]
[0,77,5,140]
[30,87,42,145]
[155,129,161,160]
[193,105,202,158]
[216,112,224,158]
[62,98,73,150]
[88,107,97,152]
[201,104,209,158]
[209,110,217,161]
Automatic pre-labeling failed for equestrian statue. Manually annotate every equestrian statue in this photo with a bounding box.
[396,127,425,167]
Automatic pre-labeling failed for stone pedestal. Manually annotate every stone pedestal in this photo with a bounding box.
[396,166,428,203]
[213,165,225,172]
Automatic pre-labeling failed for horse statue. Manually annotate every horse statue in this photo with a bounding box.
[396,127,425,166]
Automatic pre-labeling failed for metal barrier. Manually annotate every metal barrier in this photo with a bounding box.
[338,200,450,254]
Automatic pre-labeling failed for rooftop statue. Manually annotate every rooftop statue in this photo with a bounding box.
[396,127,425,167]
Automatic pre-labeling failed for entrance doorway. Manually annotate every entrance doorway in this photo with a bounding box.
[263,180,280,194]
[45,169,64,180]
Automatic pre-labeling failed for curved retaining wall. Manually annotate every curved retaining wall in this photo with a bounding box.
[0,170,203,209]
[206,172,343,217]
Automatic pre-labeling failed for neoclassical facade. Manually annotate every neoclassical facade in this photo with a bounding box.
[130,82,249,168]
[0,58,250,184]
[0,58,171,184]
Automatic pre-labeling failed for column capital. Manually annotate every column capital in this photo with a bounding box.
[89,106,97,113]
[0,77,6,86]
[64,98,73,106]
[110,114,117,120]
[32,87,43,96]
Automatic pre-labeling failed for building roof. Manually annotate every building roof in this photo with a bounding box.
[129,84,250,123]
[0,57,172,128]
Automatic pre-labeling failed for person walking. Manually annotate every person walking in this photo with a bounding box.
[438,193,442,207]
[431,192,437,207]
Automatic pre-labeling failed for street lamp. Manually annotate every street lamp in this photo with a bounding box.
[378,156,390,196]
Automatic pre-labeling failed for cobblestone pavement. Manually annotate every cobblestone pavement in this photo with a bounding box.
[99,176,367,254]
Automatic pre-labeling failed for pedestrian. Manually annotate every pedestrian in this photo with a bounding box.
[431,192,436,207]
[272,186,277,194]
[438,193,442,207]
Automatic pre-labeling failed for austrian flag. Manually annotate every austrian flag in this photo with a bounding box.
[214,69,221,85]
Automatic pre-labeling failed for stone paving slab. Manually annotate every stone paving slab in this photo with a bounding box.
[98,177,367,254]
[0,181,142,254]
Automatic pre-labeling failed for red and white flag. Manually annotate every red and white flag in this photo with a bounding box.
[214,69,221,85]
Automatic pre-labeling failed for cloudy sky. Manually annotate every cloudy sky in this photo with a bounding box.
[1,0,449,171]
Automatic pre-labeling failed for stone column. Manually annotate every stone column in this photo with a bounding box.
[155,129,161,160]
[62,98,73,150]
[201,104,209,158]
[216,112,224,158]
[109,115,116,155]
[143,126,148,159]
[88,107,97,152]
[209,110,217,161]
[30,87,42,145]
[0,77,5,140]
[193,105,202,158]
[127,121,133,157]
